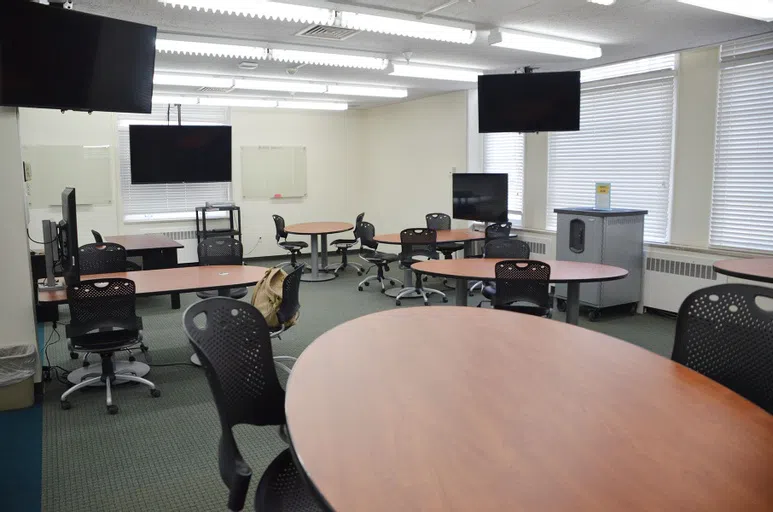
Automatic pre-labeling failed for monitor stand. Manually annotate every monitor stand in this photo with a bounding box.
[38,219,65,291]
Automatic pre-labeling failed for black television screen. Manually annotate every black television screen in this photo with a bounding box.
[59,187,79,286]
[478,72,580,133]
[0,2,156,113]
[452,174,509,223]
[129,125,233,184]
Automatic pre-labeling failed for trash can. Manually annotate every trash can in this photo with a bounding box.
[0,344,37,411]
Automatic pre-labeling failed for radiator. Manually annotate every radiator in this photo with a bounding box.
[642,248,724,313]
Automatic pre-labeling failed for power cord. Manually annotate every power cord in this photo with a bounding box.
[27,228,59,245]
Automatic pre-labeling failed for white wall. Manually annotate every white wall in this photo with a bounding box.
[361,91,468,235]
[0,108,37,350]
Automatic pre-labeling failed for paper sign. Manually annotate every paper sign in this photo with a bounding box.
[595,182,611,209]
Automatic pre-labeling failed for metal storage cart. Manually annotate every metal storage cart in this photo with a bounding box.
[554,208,647,321]
[195,205,242,245]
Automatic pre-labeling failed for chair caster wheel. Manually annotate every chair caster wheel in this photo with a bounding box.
[588,310,601,322]
[395,300,402,306]
[556,300,567,312]
[389,280,395,285]
[424,301,430,306]
[364,282,370,287]
[358,286,364,291]
[61,400,71,410]
[357,272,363,276]
[468,292,474,297]
[140,345,149,353]
[107,405,119,415]
[422,276,428,282]
[128,356,136,362]
[442,297,449,303]
[70,352,79,360]
[380,288,386,294]
[82,361,90,368]
[150,389,161,398]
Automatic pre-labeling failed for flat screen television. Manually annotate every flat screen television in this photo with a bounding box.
[0,2,156,113]
[59,187,79,286]
[478,72,580,133]
[452,174,509,223]
[129,125,233,184]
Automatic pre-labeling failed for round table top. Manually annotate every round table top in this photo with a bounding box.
[284,222,353,235]
[714,257,773,284]
[412,257,628,283]
[286,308,773,512]
[374,228,501,245]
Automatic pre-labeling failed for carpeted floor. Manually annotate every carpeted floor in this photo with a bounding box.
[39,256,676,512]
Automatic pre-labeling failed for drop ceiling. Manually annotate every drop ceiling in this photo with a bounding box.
[75,0,771,108]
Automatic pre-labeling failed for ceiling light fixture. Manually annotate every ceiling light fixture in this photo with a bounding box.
[158,1,476,44]
[234,78,328,94]
[278,101,348,111]
[152,94,350,111]
[389,63,480,83]
[338,12,476,44]
[156,38,268,59]
[489,28,602,59]
[158,0,334,24]
[270,48,389,70]
[151,95,201,105]
[199,97,278,108]
[677,0,773,21]
[587,0,616,5]
[326,85,408,98]
[154,73,234,88]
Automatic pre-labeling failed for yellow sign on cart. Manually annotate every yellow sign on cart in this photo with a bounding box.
[595,182,611,209]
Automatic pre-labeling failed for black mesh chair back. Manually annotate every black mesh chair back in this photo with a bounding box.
[255,449,329,511]
[273,214,288,241]
[400,228,437,265]
[494,260,551,310]
[485,222,513,244]
[673,284,773,414]
[67,278,141,338]
[277,264,304,326]
[484,239,530,259]
[91,230,104,243]
[198,237,243,266]
[79,243,129,275]
[359,221,379,251]
[182,298,287,511]
[426,213,451,231]
[352,212,365,239]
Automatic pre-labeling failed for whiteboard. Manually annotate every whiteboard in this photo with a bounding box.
[23,145,113,208]
[241,146,307,200]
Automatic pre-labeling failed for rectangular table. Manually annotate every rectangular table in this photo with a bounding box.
[105,234,184,308]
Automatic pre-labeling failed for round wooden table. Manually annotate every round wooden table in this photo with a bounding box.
[412,258,628,324]
[286,308,773,512]
[373,228,514,298]
[285,222,353,282]
[714,258,773,284]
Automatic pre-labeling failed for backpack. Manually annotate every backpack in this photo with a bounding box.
[251,267,298,329]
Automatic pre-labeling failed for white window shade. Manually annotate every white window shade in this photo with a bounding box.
[547,72,675,243]
[118,105,231,219]
[483,132,524,217]
[710,34,773,251]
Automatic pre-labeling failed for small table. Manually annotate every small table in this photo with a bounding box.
[412,258,628,324]
[714,258,773,284]
[105,234,184,309]
[285,222,353,282]
[373,228,506,299]
[286,308,773,512]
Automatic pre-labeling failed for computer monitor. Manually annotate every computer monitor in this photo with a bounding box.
[59,188,80,286]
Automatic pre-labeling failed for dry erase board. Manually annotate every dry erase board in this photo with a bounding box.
[241,146,307,200]
[23,145,113,207]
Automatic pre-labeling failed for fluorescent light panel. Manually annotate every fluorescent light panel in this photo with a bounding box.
[154,74,234,88]
[389,63,480,83]
[150,95,200,105]
[152,95,348,111]
[158,1,476,44]
[587,0,616,4]
[278,101,348,111]
[156,38,267,59]
[234,78,327,94]
[270,48,388,70]
[326,85,407,98]
[489,29,602,59]
[677,0,773,21]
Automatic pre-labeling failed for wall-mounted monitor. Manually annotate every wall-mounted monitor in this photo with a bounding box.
[129,125,233,184]
[478,72,581,133]
[0,2,156,113]
[452,173,509,223]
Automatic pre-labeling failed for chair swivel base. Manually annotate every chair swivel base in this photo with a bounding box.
[67,361,150,386]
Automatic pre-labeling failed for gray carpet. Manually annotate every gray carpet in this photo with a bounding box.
[40,256,676,511]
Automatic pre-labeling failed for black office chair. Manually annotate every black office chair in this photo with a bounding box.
[91,230,104,243]
[469,221,514,294]
[477,239,531,307]
[426,213,464,259]
[672,284,773,414]
[480,260,552,318]
[182,298,324,512]
[327,212,366,275]
[269,264,304,348]
[395,228,447,306]
[357,221,403,293]
[84,236,142,271]
[196,237,248,300]
[273,215,308,271]
[60,278,160,414]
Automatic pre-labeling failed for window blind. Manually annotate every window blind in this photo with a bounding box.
[118,105,231,219]
[547,57,676,242]
[483,132,524,216]
[710,33,773,252]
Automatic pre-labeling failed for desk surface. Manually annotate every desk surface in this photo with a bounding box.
[374,228,498,245]
[38,265,268,304]
[286,308,773,512]
[285,222,353,235]
[714,258,773,284]
[105,234,183,251]
[412,258,628,283]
